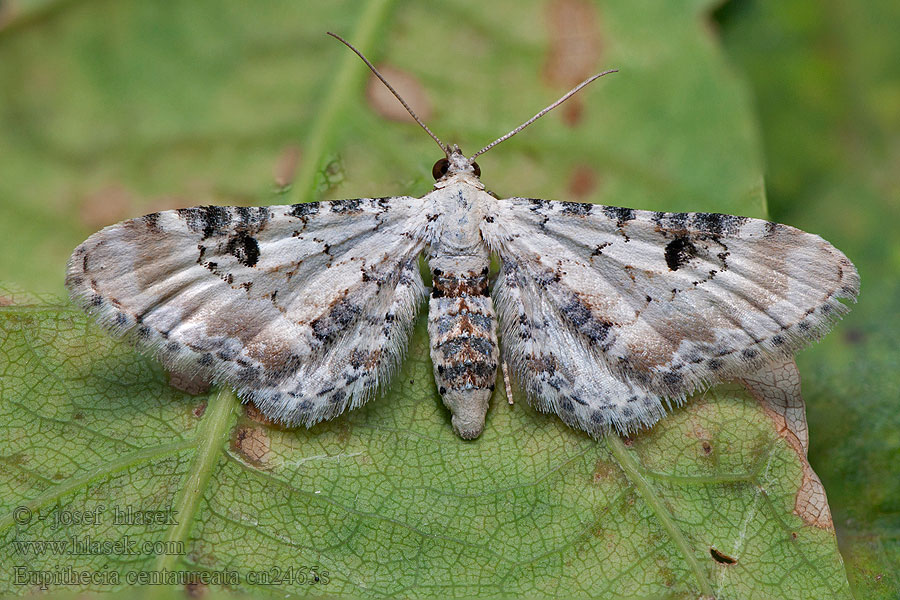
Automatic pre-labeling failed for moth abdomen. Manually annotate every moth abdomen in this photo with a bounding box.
[427,255,499,440]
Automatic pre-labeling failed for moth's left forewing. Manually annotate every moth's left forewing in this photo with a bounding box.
[482,198,858,434]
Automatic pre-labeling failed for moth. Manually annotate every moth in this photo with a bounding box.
[66,33,858,440]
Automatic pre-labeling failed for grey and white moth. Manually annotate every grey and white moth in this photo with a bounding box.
[65,34,859,440]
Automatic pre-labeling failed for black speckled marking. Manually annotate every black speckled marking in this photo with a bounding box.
[432,270,489,297]
[691,212,748,235]
[560,297,612,342]
[237,366,260,384]
[591,242,611,257]
[655,211,689,231]
[528,199,549,211]
[179,205,232,239]
[771,335,786,346]
[741,348,759,360]
[310,299,361,342]
[234,206,270,231]
[142,213,161,231]
[662,372,682,387]
[288,202,320,219]
[217,347,238,361]
[330,198,362,213]
[602,206,636,224]
[560,201,593,216]
[440,361,496,384]
[438,336,495,358]
[664,237,698,271]
[708,358,723,371]
[226,231,260,267]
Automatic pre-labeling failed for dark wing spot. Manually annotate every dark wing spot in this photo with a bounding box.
[664,237,698,271]
[226,232,260,267]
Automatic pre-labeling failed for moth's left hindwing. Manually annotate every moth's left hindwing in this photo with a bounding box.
[66,199,429,426]
[482,198,859,435]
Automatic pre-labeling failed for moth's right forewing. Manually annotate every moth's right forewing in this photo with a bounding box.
[481,198,858,433]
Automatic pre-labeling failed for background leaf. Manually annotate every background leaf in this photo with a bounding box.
[717,1,900,597]
[0,0,862,597]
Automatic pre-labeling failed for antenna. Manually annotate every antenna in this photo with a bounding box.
[327,31,449,156]
[469,70,618,161]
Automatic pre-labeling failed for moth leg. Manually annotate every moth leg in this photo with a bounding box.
[502,359,514,405]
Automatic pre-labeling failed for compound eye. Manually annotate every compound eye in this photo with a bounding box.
[471,161,481,177]
[432,158,450,180]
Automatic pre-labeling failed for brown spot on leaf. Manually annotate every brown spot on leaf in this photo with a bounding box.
[701,440,712,455]
[232,426,270,466]
[366,65,432,123]
[192,401,207,419]
[273,143,302,188]
[167,369,211,396]
[243,401,283,428]
[740,357,834,529]
[79,184,135,228]
[592,458,616,483]
[543,0,602,127]
[567,165,598,199]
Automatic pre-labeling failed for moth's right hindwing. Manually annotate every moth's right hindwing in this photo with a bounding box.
[66,199,429,426]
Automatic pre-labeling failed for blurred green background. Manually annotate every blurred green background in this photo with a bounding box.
[0,0,897,597]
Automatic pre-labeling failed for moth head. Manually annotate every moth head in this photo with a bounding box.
[432,145,481,181]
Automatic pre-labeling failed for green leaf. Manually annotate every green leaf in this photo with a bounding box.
[717,1,900,598]
[0,0,853,597]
